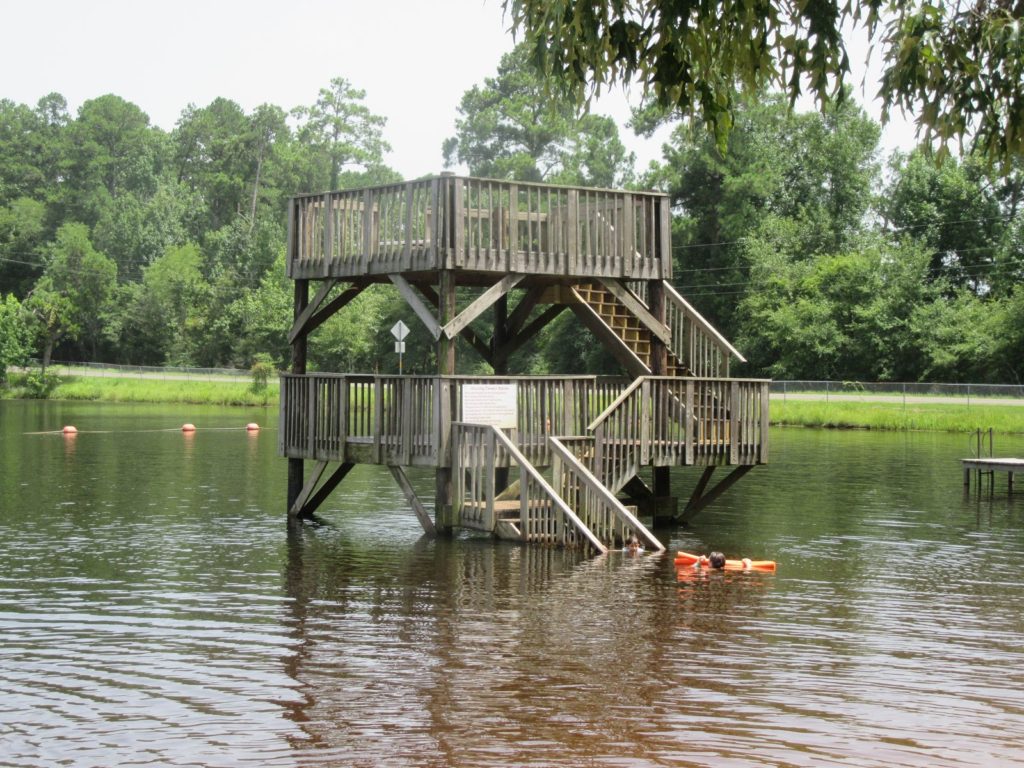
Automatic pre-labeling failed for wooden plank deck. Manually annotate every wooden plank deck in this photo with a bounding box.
[962,457,1024,492]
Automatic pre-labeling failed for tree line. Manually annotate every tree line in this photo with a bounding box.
[1,47,1022,386]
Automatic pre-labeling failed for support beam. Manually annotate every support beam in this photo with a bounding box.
[492,294,510,490]
[290,461,356,519]
[288,279,309,513]
[287,280,368,344]
[435,270,456,534]
[494,304,567,368]
[287,279,337,344]
[388,465,437,535]
[442,273,525,340]
[597,278,671,346]
[416,282,493,365]
[648,279,669,376]
[680,465,754,523]
[390,273,442,339]
[493,294,509,375]
[506,285,546,336]
[289,460,329,516]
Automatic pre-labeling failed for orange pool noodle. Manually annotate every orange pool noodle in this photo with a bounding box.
[674,551,776,572]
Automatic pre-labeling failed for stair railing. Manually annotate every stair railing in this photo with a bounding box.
[662,281,745,377]
[452,422,608,553]
[587,377,648,494]
[549,436,664,551]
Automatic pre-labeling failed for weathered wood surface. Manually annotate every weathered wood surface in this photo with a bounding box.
[452,422,611,552]
[287,175,671,281]
[962,457,1023,492]
[279,373,770,470]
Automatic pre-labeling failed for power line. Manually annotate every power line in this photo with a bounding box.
[668,213,1017,256]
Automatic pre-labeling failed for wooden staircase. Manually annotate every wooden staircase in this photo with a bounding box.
[452,424,665,554]
[572,281,682,377]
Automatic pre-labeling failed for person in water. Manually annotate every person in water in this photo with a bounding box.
[697,551,753,569]
[626,535,644,553]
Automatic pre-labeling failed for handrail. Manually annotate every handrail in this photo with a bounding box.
[457,423,607,554]
[288,174,672,280]
[587,377,645,432]
[663,280,746,369]
[548,437,664,551]
[582,376,771,491]
[280,372,770,473]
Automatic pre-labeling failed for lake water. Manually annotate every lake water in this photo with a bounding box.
[1,400,1023,767]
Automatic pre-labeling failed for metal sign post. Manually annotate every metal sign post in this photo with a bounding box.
[391,320,409,374]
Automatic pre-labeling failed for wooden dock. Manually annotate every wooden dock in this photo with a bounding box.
[962,458,1023,493]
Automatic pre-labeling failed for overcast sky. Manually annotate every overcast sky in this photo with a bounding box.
[1,0,918,179]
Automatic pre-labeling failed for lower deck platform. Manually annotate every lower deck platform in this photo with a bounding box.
[279,373,769,469]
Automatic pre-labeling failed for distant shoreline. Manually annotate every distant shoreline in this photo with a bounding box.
[5,371,1023,434]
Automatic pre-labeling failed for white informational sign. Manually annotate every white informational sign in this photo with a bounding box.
[461,384,518,428]
[391,320,409,341]
[394,341,406,354]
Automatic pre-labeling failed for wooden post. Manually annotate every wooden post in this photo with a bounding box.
[648,279,668,375]
[287,279,309,513]
[492,294,509,375]
[435,269,457,534]
[492,294,511,493]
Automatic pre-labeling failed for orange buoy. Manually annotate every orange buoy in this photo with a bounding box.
[62,425,78,434]
[181,423,196,433]
[245,422,260,432]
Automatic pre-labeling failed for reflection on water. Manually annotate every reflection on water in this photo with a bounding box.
[1,401,1023,767]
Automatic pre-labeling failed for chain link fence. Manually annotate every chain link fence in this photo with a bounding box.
[24,360,253,382]
[771,380,1024,401]
[17,363,1024,401]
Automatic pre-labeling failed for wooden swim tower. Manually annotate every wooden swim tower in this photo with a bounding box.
[280,174,770,554]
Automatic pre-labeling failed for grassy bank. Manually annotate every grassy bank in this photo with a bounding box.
[6,372,1024,433]
[3,373,278,407]
[770,398,1024,434]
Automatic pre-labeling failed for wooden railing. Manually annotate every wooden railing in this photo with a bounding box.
[549,437,664,551]
[279,374,630,466]
[452,423,609,553]
[279,373,768,470]
[587,377,770,489]
[279,374,438,465]
[288,179,441,279]
[663,282,744,377]
[288,175,671,280]
[624,280,744,377]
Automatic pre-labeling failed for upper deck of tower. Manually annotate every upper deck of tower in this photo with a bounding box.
[286,174,672,283]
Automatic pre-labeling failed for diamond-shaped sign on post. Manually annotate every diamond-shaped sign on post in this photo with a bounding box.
[391,320,409,341]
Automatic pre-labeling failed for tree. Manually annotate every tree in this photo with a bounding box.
[246,104,290,224]
[24,223,117,366]
[882,150,1005,294]
[648,94,880,337]
[173,98,253,233]
[62,95,166,227]
[91,180,198,281]
[0,293,31,382]
[503,0,1024,165]
[443,44,635,187]
[0,196,47,296]
[292,78,391,192]
[735,233,940,380]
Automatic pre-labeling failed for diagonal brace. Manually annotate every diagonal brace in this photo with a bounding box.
[441,273,525,340]
[679,465,753,523]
